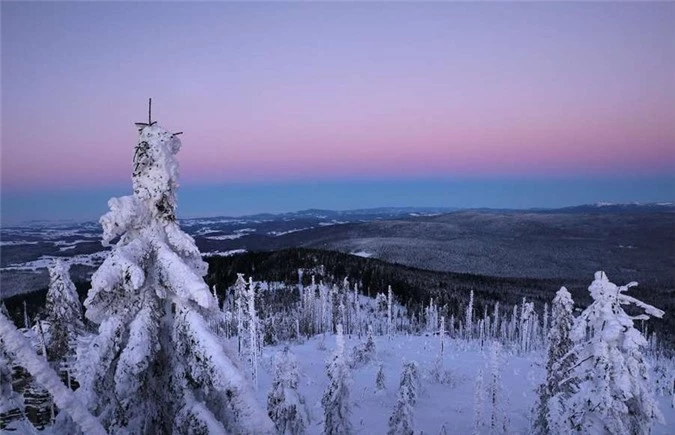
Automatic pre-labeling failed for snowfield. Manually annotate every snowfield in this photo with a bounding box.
[255,334,675,434]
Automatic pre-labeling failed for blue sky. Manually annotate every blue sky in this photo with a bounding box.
[2,176,674,225]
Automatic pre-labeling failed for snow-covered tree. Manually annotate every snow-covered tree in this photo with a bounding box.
[75,122,273,434]
[247,277,260,388]
[465,290,474,340]
[400,361,420,406]
[353,284,361,338]
[519,299,535,353]
[426,298,438,333]
[375,292,388,335]
[376,364,386,391]
[532,286,577,434]
[487,341,508,433]
[322,324,352,435]
[234,273,247,354]
[45,260,84,364]
[388,385,414,435]
[267,347,309,435]
[563,272,665,434]
[388,361,420,435]
[492,302,500,339]
[473,369,484,435]
[387,285,393,339]
[439,316,445,355]
[351,324,376,368]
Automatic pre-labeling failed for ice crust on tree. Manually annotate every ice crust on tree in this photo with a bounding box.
[76,123,273,434]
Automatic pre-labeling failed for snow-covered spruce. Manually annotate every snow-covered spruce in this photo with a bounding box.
[388,361,420,435]
[350,324,376,368]
[532,286,577,434]
[376,364,386,391]
[76,123,273,434]
[322,324,352,435]
[45,260,84,365]
[563,272,665,434]
[267,347,309,435]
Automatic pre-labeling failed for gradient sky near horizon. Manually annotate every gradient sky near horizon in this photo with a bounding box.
[2,1,674,224]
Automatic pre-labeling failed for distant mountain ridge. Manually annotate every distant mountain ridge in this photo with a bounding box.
[6,203,674,229]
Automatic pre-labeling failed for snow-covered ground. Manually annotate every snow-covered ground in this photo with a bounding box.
[255,335,675,434]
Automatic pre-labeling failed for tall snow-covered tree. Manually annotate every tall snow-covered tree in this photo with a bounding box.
[387,285,393,339]
[75,122,273,434]
[234,273,247,354]
[45,260,84,364]
[322,324,352,435]
[563,272,664,434]
[487,341,508,433]
[532,286,577,434]
[519,298,535,352]
[465,290,474,340]
[246,277,260,388]
[267,347,309,435]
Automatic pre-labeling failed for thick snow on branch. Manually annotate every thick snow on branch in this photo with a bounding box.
[100,196,146,246]
[0,313,106,435]
[113,304,159,401]
[174,307,274,434]
[156,241,214,309]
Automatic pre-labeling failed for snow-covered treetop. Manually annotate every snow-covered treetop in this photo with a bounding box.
[588,271,664,319]
[48,259,72,285]
[552,286,573,312]
[46,259,83,325]
[573,271,664,347]
[100,124,182,245]
[132,125,181,220]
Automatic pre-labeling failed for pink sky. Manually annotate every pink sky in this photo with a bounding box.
[2,1,674,191]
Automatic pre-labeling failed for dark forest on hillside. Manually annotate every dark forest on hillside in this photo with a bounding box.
[5,248,672,349]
